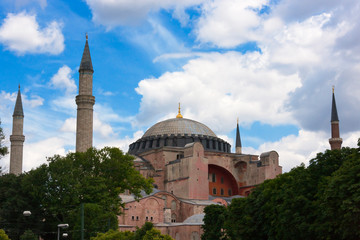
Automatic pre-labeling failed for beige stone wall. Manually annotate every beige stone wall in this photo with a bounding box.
[75,72,95,152]
[78,73,93,95]
[10,116,24,175]
[12,117,23,135]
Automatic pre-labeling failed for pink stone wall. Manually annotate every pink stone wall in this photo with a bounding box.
[134,144,282,200]
[188,143,209,200]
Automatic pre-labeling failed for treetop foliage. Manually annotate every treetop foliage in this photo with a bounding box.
[0,229,10,240]
[0,147,153,240]
[202,140,360,240]
[91,222,173,240]
[0,121,8,159]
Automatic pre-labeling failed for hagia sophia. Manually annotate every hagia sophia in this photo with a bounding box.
[8,37,342,240]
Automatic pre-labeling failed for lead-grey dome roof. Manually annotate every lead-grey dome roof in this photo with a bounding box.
[143,118,217,138]
[183,214,205,224]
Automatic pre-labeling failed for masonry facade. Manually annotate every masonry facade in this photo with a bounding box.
[76,34,95,152]
[120,114,282,239]
[9,86,25,175]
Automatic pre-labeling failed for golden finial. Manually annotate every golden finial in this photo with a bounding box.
[332,85,335,93]
[176,102,183,118]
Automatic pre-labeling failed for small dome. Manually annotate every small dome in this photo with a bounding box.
[143,118,217,138]
[183,214,205,224]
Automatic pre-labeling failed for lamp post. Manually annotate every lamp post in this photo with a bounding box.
[22,210,31,238]
[23,211,31,217]
[57,224,69,240]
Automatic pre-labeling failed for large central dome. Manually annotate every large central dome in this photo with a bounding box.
[128,116,231,155]
[143,118,217,138]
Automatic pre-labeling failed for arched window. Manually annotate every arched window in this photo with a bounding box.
[171,200,176,210]
[212,173,216,182]
[171,213,176,223]
[156,139,160,147]
[221,188,224,196]
[213,188,217,195]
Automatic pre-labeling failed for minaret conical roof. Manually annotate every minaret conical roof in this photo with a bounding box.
[13,86,24,117]
[236,121,242,148]
[79,34,93,72]
[331,89,339,122]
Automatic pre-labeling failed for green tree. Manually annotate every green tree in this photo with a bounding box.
[0,173,34,240]
[0,147,153,240]
[201,205,227,240]
[91,222,173,240]
[0,121,7,158]
[134,222,154,240]
[0,120,9,174]
[0,229,10,240]
[90,229,134,240]
[143,229,173,240]
[20,230,37,240]
[316,140,360,240]
[206,143,360,240]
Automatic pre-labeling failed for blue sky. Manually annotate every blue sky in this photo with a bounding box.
[0,0,360,172]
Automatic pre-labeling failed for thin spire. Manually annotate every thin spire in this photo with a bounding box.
[236,119,242,148]
[331,86,339,122]
[176,103,183,118]
[13,85,24,117]
[79,33,93,73]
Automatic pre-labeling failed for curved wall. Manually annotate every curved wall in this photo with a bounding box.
[128,134,231,155]
[208,164,239,197]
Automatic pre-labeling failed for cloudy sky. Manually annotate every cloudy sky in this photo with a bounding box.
[0,0,359,173]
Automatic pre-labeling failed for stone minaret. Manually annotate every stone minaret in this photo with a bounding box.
[10,86,25,175]
[76,34,95,152]
[235,118,242,154]
[329,86,342,150]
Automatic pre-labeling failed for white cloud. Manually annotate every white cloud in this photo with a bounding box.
[248,130,360,173]
[51,95,76,114]
[271,0,344,22]
[0,11,64,55]
[196,0,267,47]
[60,118,76,133]
[94,113,115,139]
[48,66,78,115]
[50,65,77,93]
[85,0,205,27]
[23,137,67,171]
[95,130,144,153]
[0,90,44,113]
[136,51,301,134]
[262,13,350,67]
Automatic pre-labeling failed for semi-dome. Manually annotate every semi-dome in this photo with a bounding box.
[143,118,217,138]
[128,112,231,155]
